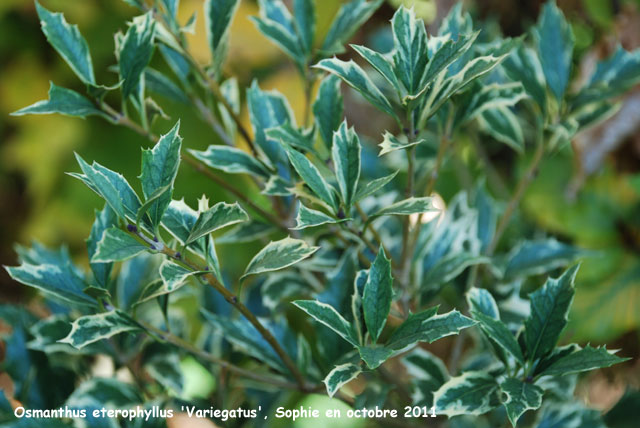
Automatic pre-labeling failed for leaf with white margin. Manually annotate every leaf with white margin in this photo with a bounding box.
[391,6,429,95]
[293,300,359,346]
[332,120,361,208]
[204,0,239,75]
[313,74,344,148]
[59,311,141,349]
[500,377,543,427]
[314,58,397,120]
[185,202,248,245]
[293,203,348,230]
[378,131,425,156]
[285,145,338,211]
[351,44,400,92]
[91,228,148,263]
[324,363,361,398]
[387,309,475,351]
[35,1,95,84]
[466,287,500,320]
[369,197,436,221]
[537,345,629,377]
[477,106,524,153]
[354,171,398,202]
[188,146,270,178]
[243,237,319,278]
[433,371,499,417]
[503,238,586,279]
[118,11,156,98]
[320,0,382,56]
[472,311,525,365]
[12,82,108,119]
[358,346,393,369]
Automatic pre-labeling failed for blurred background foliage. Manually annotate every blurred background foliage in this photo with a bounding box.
[1,0,640,413]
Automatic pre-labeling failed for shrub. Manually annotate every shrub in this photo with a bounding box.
[3,0,638,427]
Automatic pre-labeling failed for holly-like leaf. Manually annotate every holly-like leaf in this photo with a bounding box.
[285,146,338,211]
[362,247,393,343]
[188,146,270,179]
[320,0,382,55]
[472,311,525,365]
[293,300,359,346]
[12,82,107,119]
[351,44,400,92]
[500,377,543,427]
[185,202,248,245]
[118,12,156,99]
[293,203,347,230]
[391,7,429,96]
[503,45,547,114]
[324,363,361,398]
[524,265,578,361]
[35,1,95,84]
[466,287,500,320]
[354,171,398,202]
[136,260,200,302]
[266,123,316,153]
[477,106,524,153]
[87,205,118,288]
[538,345,629,377]
[332,120,361,208]
[204,0,239,74]
[455,82,527,126]
[386,306,439,350]
[358,345,393,369]
[252,0,305,69]
[91,228,148,263]
[533,1,574,101]
[59,311,141,349]
[243,237,319,278]
[378,132,425,156]
[370,197,436,220]
[293,0,315,56]
[388,310,475,350]
[434,371,499,417]
[504,239,586,279]
[313,74,344,149]
[139,121,182,230]
[315,58,397,120]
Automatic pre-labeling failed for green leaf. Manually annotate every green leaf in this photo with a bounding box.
[477,107,524,153]
[204,0,239,74]
[35,1,95,84]
[293,203,347,230]
[388,310,475,350]
[351,44,400,92]
[72,154,143,224]
[266,122,316,153]
[538,345,629,377]
[332,120,361,208]
[285,146,338,210]
[466,287,500,320]
[313,74,344,149]
[293,300,359,346]
[503,45,547,114]
[423,253,490,289]
[314,58,397,120]
[91,228,148,263]
[378,131,425,156]
[358,345,393,369]
[217,221,276,244]
[472,311,525,365]
[59,311,141,349]
[145,351,183,394]
[386,306,439,350]
[434,371,499,417]
[263,175,293,196]
[5,260,96,308]
[403,348,449,407]
[524,265,578,361]
[362,247,393,343]
[370,197,435,220]
[243,237,319,278]
[252,0,304,69]
[391,7,428,96]
[12,82,107,118]
[321,0,382,56]
[247,81,295,168]
[157,260,200,296]
[455,82,527,126]
[118,12,156,98]
[202,309,286,372]
[504,238,586,279]
[533,1,574,101]
[188,146,269,179]
[500,377,543,427]
[139,121,182,229]
[185,202,248,245]
[354,171,398,202]
[324,363,361,398]
[87,205,118,287]
[293,0,315,56]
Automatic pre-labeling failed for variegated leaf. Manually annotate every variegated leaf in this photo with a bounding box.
[243,237,319,278]
[324,363,361,397]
